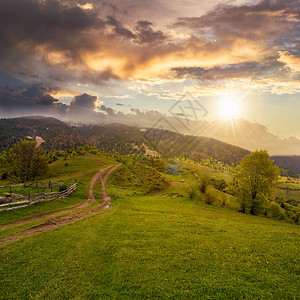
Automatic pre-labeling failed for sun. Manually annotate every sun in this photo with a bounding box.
[217,94,242,120]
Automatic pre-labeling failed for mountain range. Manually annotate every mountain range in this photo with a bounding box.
[0,116,299,176]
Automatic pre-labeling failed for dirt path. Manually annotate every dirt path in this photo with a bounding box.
[77,164,116,208]
[0,164,120,247]
[0,165,113,232]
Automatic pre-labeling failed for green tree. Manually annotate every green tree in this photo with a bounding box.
[1,140,49,183]
[233,150,279,215]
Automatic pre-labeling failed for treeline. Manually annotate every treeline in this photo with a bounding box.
[0,117,297,178]
[188,151,300,224]
[0,117,86,151]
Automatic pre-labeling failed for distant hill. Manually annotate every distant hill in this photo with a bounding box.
[1,117,297,177]
[272,156,300,175]
[75,123,250,165]
[0,116,86,151]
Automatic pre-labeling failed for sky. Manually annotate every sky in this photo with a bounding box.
[0,0,299,155]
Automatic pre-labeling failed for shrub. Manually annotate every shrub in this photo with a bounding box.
[187,185,197,199]
[210,178,227,192]
[250,195,267,215]
[199,175,211,193]
[267,202,286,220]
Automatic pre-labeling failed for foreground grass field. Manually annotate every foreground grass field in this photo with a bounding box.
[1,186,299,299]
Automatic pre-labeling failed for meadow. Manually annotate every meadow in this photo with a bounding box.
[0,154,299,299]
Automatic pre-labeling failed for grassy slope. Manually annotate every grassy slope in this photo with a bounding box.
[0,153,118,228]
[1,189,299,299]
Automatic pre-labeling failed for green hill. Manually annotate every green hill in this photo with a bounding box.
[1,156,299,298]
[1,117,297,177]
[0,116,86,151]
[0,147,299,299]
[75,123,250,166]
[272,156,300,175]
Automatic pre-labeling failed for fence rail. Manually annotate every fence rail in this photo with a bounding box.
[0,183,77,212]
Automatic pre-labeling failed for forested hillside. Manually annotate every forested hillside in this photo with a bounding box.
[272,156,300,174]
[76,124,250,166]
[0,117,298,176]
[0,116,86,151]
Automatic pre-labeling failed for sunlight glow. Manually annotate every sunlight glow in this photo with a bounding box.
[217,93,242,120]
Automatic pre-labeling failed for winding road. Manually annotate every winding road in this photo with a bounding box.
[0,164,120,247]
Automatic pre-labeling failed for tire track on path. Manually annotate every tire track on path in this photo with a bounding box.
[0,164,120,247]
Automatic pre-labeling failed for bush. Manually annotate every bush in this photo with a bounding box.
[199,175,211,193]
[187,185,197,199]
[210,178,227,192]
[251,195,267,215]
[267,202,286,220]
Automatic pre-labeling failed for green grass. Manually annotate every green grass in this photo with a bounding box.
[1,190,299,299]
[205,185,239,209]
[0,173,89,227]
[48,155,100,181]
[0,155,299,299]
[0,154,114,226]
[110,161,169,194]
[87,152,119,165]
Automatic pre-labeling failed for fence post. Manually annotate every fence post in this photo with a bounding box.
[43,187,45,201]
[28,192,31,206]
[9,185,12,195]
[36,181,38,188]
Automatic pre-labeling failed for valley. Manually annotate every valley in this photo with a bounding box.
[0,151,299,298]
[0,118,299,299]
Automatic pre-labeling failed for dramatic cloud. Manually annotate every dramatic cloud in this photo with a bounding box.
[172,0,300,91]
[0,0,299,154]
[0,0,299,89]
[69,93,98,110]
[0,72,65,117]
[134,21,166,44]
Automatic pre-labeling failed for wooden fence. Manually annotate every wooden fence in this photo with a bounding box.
[0,182,77,212]
[0,180,63,192]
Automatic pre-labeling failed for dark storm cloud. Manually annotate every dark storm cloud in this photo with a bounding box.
[100,105,116,116]
[0,72,105,121]
[134,21,166,44]
[0,0,299,92]
[106,15,136,39]
[172,60,286,81]
[174,0,300,55]
[170,0,300,82]
[105,16,166,44]
[70,93,98,110]
[0,83,65,116]
[0,0,168,85]
[0,0,103,61]
[0,73,60,109]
